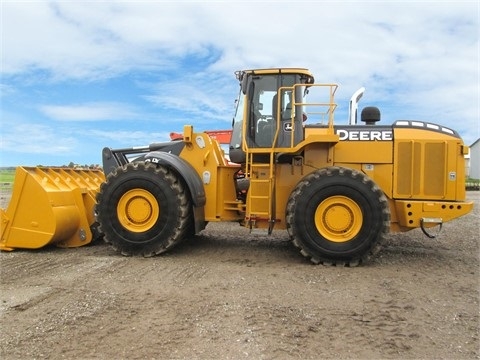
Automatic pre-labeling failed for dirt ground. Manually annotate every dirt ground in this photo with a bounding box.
[0,191,478,360]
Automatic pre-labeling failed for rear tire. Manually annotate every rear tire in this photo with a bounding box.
[95,162,191,256]
[286,167,390,266]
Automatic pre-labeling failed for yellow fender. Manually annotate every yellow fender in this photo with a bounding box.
[0,167,105,251]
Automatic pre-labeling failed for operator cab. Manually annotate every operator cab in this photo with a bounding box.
[229,69,314,164]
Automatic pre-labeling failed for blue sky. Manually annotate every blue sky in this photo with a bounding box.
[1,0,479,167]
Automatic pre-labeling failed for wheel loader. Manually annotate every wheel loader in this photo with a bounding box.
[0,68,474,265]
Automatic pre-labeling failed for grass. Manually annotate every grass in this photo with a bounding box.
[0,169,15,190]
[0,169,15,183]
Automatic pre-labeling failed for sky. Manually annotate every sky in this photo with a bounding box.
[1,0,479,167]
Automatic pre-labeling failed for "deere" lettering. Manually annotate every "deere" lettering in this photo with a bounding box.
[336,129,393,141]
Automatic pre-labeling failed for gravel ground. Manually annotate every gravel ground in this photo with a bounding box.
[0,189,478,359]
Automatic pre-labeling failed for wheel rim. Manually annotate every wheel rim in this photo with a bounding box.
[117,189,160,233]
[314,195,363,243]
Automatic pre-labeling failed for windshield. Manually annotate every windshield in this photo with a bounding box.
[230,88,244,150]
[248,74,298,148]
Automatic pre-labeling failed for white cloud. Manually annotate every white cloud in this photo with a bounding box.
[144,72,237,123]
[1,1,218,80]
[3,2,477,96]
[86,129,172,146]
[0,121,77,155]
[39,102,138,121]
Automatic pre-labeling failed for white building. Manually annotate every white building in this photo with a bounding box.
[467,138,480,179]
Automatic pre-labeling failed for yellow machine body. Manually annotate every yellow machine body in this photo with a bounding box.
[166,123,473,233]
[0,167,105,250]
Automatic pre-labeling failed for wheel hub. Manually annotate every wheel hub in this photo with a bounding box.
[315,195,362,242]
[117,189,160,232]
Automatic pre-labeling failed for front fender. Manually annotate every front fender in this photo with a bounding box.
[142,151,206,208]
[141,152,206,234]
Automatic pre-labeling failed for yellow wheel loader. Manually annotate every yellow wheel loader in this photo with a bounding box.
[1,68,473,265]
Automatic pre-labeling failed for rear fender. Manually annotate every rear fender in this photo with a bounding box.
[142,152,206,233]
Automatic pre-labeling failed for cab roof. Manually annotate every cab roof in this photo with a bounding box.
[241,68,313,76]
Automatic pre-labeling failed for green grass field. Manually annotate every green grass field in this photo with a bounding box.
[0,169,15,182]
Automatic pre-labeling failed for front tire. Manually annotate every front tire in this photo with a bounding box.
[95,162,191,256]
[286,167,390,266]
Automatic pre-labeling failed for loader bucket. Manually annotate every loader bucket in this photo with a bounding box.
[0,167,105,251]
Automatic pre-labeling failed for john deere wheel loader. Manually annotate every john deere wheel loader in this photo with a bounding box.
[1,68,473,265]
